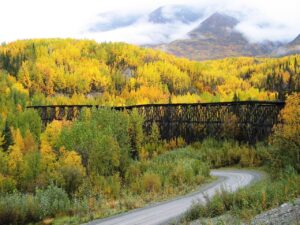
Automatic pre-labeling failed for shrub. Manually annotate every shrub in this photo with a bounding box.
[0,192,40,225]
[143,122,162,159]
[191,160,210,178]
[130,180,142,194]
[123,194,142,210]
[207,195,226,217]
[58,149,85,196]
[0,174,16,194]
[184,202,204,222]
[182,175,300,223]
[59,166,84,196]
[0,184,79,224]
[103,175,121,199]
[35,183,71,218]
[171,165,185,186]
[239,146,258,167]
[191,138,265,169]
[125,163,142,185]
[222,112,240,139]
[144,147,211,190]
[70,197,89,216]
[142,173,161,193]
[165,137,186,150]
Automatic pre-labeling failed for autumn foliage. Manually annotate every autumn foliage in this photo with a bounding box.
[0,39,299,224]
[271,93,300,171]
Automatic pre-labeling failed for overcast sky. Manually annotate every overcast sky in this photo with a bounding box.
[1,0,300,45]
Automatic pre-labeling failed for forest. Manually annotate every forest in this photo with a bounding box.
[0,39,299,224]
[0,39,299,108]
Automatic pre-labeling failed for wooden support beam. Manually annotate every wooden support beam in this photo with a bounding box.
[27,101,285,143]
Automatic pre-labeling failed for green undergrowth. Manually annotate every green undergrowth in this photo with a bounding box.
[181,171,300,224]
[49,138,272,224]
[57,147,213,224]
[0,146,214,225]
[1,137,296,225]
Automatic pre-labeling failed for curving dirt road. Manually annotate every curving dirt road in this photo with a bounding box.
[85,169,262,225]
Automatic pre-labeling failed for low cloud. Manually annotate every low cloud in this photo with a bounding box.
[83,0,300,45]
[84,8,205,45]
[0,0,299,44]
[84,20,201,45]
[236,22,296,43]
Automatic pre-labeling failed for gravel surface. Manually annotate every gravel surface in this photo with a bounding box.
[84,169,262,225]
[251,198,300,225]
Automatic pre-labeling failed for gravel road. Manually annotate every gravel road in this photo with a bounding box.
[85,169,262,225]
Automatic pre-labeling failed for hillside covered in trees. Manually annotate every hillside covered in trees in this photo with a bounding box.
[0,39,299,109]
[0,39,299,224]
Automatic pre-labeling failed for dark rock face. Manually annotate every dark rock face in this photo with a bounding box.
[189,12,240,39]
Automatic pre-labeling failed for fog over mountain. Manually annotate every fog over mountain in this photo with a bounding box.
[0,0,299,46]
[148,5,200,24]
[154,12,285,60]
[272,35,300,57]
[83,0,300,45]
[85,4,204,45]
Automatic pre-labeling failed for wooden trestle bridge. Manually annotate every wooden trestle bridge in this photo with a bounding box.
[28,101,285,143]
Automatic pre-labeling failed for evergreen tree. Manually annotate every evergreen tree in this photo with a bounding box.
[3,121,12,151]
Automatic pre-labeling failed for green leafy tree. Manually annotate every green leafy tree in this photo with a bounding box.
[129,109,144,159]
[58,109,131,177]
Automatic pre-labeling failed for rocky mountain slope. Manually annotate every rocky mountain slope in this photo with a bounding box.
[272,34,300,57]
[155,13,283,61]
[88,5,300,61]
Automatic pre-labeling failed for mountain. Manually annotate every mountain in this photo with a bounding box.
[155,12,281,61]
[148,5,201,24]
[89,5,202,32]
[290,34,300,45]
[272,34,300,56]
[88,9,297,61]
[188,12,239,39]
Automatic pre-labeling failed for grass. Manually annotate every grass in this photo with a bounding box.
[40,139,278,224]
[181,172,300,224]
[46,147,213,225]
[2,138,296,224]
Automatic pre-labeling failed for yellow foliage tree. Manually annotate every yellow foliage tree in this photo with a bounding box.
[39,120,68,180]
[58,147,85,195]
[40,141,57,176]
[271,93,300,171]
[40,120,68,147]
[8,141,25,180]
[23,130,38,153]
[58,147,85,174]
